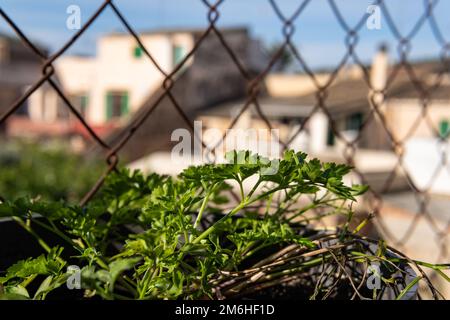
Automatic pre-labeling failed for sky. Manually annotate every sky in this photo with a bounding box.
[1,0,450,69]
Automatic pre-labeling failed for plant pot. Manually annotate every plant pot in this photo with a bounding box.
[361,240,418,300]
[206,221,419,300]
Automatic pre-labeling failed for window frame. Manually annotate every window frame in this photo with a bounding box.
[106,91,129,120]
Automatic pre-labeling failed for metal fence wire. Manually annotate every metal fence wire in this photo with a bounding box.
[0,0,449,296]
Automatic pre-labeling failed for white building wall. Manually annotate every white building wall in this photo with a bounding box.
[28,88,44,121]
[56,32,195,125]
[404,137,450,195]
[28,86,58,123]
[43,90,58,122]
[309,111,328,153]
[55,56,96,94]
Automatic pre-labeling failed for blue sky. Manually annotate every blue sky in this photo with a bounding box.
[1,0,449,69]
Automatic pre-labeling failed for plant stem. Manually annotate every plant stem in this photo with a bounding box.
[192,183,316,245]
[13,217,49,253]
[32,218,80,251]
[238,179,245,201]
[247,178,261,199]
[243,242,271,260]
[13,217,66,265]
[192,200,248,244]
[193,187,213,230]
[396,276,422,300]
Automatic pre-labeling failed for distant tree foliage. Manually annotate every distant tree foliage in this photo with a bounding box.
[266,43,294,72]
[0,140,103,202]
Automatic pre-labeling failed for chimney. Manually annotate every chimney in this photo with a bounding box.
[0,38,9,64]
[370,43,389,92]
[370,44,390,150]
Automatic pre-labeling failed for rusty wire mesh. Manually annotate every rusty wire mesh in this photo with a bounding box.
[0,0,449,297]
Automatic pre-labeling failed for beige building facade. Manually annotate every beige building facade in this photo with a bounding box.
[55,30,195,125]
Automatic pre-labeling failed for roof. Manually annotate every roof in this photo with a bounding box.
[0,32,16,42]
[200,59,450,119]
[197,96,314,119]
[0,33,46,87]
[0,31,47,53]
[0,63,42,86]
[310,60,450,112]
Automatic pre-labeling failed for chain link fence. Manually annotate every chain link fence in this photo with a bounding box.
[1,0,449,297]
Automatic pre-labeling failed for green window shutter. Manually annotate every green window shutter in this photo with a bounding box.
[106,92,113,120]
[173,45,184,66]
[346,112,363,131]
[81,95,88,116]
[121,92,129,116]
[439,120,449,138]
[134,46,143,58]
[327,126,335,146]
[81,95,88,108]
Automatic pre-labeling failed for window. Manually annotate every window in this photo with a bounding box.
[439,119,450,138]
[16,101,28,116]
[106,91,129,120]
[80,95,88,117]
[345,112,364,131]
[133,45,143,59]
[57,103,70,119]
[327,126,335,146]
[172,45,185,67]
[72,94,89,118]
[16,86,28,116]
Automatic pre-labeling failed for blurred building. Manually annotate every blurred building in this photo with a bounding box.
[2,27,266,142]
[0,32,42,112]
[0,33,52,133]
[55,29,197,127]
[53,27,266,141]
[104,27,267,159]
[0,32,77,138]
[195,46,450,194]
[200,47,450,151]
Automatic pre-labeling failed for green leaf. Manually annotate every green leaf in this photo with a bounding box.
[351,184,369,196]
[168,271,184,297]
[0,202,14,217]
[5,285,30,299]
[34,276,54,299]
[0,247,64,284]
[109,257,141,289]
